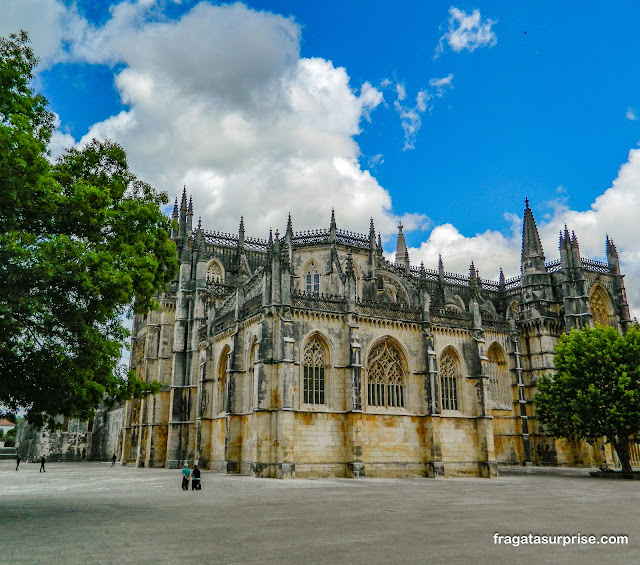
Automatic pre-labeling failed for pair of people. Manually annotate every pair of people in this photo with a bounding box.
[181,464,201,490]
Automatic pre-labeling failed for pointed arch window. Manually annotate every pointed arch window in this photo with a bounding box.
[439,351,459,411]
[305,262,320,295]
[303,337,325,404]
[487,344,511,408]
[218,347,229,413]
[367,340,405,408]
[590,285,614,327]
[207,260,224,284]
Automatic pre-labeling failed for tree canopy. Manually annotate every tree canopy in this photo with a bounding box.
[535,323,640,473]
[0,32,178,427]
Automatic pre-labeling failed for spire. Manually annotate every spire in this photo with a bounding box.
[369,218,376,250]
[170,197,179,239]
[186,195,193,233]
[606,234,618,258]
[438,254,445,283]
[395,222,408,264]
[178,186,188,238]
[377,233,382,256]
[499,267,505,290]
[345,248,355,278]
[329,208,337,242]
[195,217,205,255]
[521,197,546,273]
[469,261,477,280]
[571,230,579,248]
[238,216,245,248]
[286,213,293,237]
[180,186,188,211]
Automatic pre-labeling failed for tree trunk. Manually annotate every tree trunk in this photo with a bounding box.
[611,436,633,474]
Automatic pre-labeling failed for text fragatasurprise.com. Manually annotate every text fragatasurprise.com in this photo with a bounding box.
[494,533,628,547]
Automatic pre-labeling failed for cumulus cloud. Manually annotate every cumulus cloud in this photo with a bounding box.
[436,7,497,57]
[0,0,87,67]
[12,1,423,237]
[626,108,637,121]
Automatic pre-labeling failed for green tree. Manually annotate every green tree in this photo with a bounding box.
[536,324,640,474]
[0,32,178,427]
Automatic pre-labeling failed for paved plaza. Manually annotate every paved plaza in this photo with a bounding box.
[1,461,638,564]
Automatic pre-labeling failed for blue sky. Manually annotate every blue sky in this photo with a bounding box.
[2,0,640,317]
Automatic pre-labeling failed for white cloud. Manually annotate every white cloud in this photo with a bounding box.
[0,0,87,67]
[626,108,637,121]
[392,75,453,149]
[429,74,454,96]
[436,7,497,57]
[11,1,423,237]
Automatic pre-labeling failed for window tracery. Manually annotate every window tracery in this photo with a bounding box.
[305,261,320,294]
[590,285,614,327]
[487,344,511,408]
[206,260,224,284]
[303,337,325,404]
[439,350,459,411]
[367,340,405,408]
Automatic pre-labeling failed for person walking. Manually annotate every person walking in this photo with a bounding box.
[191,465,201,490]
[16,455,20,471]
[111,453,117,467]
[39,455,46,472]
[181,464,191,490]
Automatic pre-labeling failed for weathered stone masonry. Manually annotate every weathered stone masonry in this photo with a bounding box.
[114,194,631,477]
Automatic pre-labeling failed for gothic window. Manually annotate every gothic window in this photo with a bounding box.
[589,284,614,327]
[218,346,229,413]
[367,339,406,408]
[303,337,325,404]
[487,343,511,408]
[249,339,259,410]
[207,260,224,284]
[439,350,459,411]
[305,262,320,294]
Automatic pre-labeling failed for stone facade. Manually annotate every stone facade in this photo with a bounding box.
[70,193,638,476]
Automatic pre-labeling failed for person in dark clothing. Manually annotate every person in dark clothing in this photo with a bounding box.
[191,465,201,490]
[39,456,46,472]
[111,453,117,467]
[16,455,20,471]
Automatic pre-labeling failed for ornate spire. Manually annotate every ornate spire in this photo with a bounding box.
[606,234,618,258]
[286,213,293,236]
[571,230,579,248]
[395,222,408,266]
[369,218,376,249]
[187,196,193,216]
[172,198,179,219]
[345,248,355,278]
[195,217,205,254]
[180,186,187,211]
[238,216,245,248]
[521,197,546,272]
[377,233,382,255]
[499,267,505,290]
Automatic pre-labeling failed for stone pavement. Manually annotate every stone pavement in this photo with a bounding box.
[1,461,638,565]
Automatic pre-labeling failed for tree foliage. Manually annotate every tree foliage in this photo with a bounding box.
[535,323,640,473]
[0,32,178,427]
